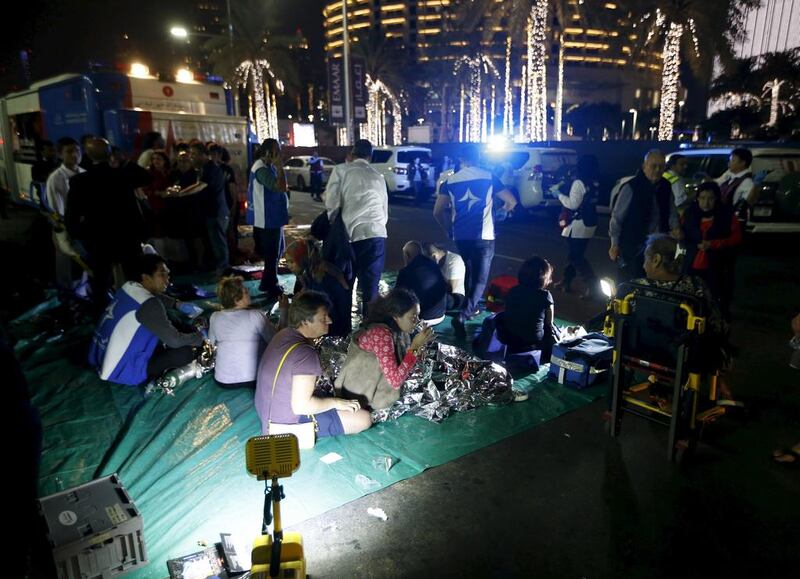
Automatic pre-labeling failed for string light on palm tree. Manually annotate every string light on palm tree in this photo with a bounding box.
[490,84,497,138]
[554,33,564,141]
[763,77,788,127]
[525,1,548,142]
[454,54,500,142]
[518,64,527,142]
[365,74,402,146]
[233,59,284,141]
[459,85,466,143]
[503,35,513,136]
[641,9,699,141]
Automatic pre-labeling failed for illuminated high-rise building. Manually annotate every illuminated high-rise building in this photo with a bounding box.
[323,0,662,140]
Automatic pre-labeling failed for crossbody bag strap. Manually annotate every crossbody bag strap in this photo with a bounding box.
[267,341,302,426]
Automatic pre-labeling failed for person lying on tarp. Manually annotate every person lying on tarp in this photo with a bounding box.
[283,238,352,337]
[255,291,372,437]
[89,253,204,386]
[495,256,561,362]
[336,288,435,410]
[629,234,736,402]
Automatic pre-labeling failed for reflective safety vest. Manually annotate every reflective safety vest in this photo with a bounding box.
[663,170,680,185]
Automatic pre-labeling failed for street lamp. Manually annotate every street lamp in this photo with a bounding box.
[170,26,188,39]
[628,108,638,140]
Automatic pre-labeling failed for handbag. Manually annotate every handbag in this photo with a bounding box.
[267,342,317,449]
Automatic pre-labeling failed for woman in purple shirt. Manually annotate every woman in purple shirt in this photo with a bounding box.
[254,291,372,438]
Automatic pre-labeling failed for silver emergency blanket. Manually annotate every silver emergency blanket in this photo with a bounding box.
[314,337,514,423]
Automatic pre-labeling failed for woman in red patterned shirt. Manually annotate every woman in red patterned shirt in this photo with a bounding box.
[335,288,435,410]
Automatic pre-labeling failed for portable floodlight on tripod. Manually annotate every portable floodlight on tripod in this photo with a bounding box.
[246,434,305,578]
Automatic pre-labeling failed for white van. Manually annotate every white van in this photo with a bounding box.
[370,146,436,199]
[435,146,578,209]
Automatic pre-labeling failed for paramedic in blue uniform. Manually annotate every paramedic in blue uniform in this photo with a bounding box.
[89,254,203,386]
[433,144,517,338]
[248,138,290,299]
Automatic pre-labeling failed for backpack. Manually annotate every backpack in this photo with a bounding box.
[485,275,519,313]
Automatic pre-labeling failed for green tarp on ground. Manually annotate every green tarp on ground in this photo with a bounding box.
[18,275,603,578]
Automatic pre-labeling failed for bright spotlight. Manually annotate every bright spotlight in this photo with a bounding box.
[486,134,509,152]
[599,277,616,299]
[170,26,188,38]
[175,68,194,83]
[130,63,151,78]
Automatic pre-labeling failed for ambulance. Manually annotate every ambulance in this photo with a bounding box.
[0,70,251,207]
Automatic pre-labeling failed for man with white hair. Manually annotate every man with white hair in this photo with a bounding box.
[609,149,679,281]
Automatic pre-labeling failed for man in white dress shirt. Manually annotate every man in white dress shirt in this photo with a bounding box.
[45,137,85,295]
[324,139,388,314]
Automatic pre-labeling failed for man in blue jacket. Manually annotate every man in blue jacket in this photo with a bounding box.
[89,254,203,386]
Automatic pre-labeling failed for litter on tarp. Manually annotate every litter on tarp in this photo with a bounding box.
[371,455,397,472]
[320,452,344,465]
[355,474,382,491]
[367,507,388,521]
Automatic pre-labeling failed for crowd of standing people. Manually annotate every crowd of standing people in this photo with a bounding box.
[35,132,240,317]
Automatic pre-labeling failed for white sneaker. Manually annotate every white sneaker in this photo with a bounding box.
[512,389,529,402]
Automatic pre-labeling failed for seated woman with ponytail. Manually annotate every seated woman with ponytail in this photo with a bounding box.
[335,288,435,410]
[630,234,736,400]
[284,238,352,337]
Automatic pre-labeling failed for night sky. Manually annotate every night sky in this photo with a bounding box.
[0,0,325,93]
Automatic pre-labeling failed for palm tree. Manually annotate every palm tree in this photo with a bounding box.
[758,49,800,127]
[709,55,762,110]
[457,0,617,140]
[204,0,298,141]
[633,0,760,141]
[458,0,551,140]
[453,53,502,142]
[351,30,408,145]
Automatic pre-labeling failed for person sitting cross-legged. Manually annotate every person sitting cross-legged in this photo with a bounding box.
[255,291,372,437]
[422,241,466,312]
[89,253,204,386]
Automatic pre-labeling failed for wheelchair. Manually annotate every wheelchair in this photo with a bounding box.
[604,282,726,462]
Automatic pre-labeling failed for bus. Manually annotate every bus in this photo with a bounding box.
[0,71,252,207]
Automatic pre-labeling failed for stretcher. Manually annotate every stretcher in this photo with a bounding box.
[603,282,726,462]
